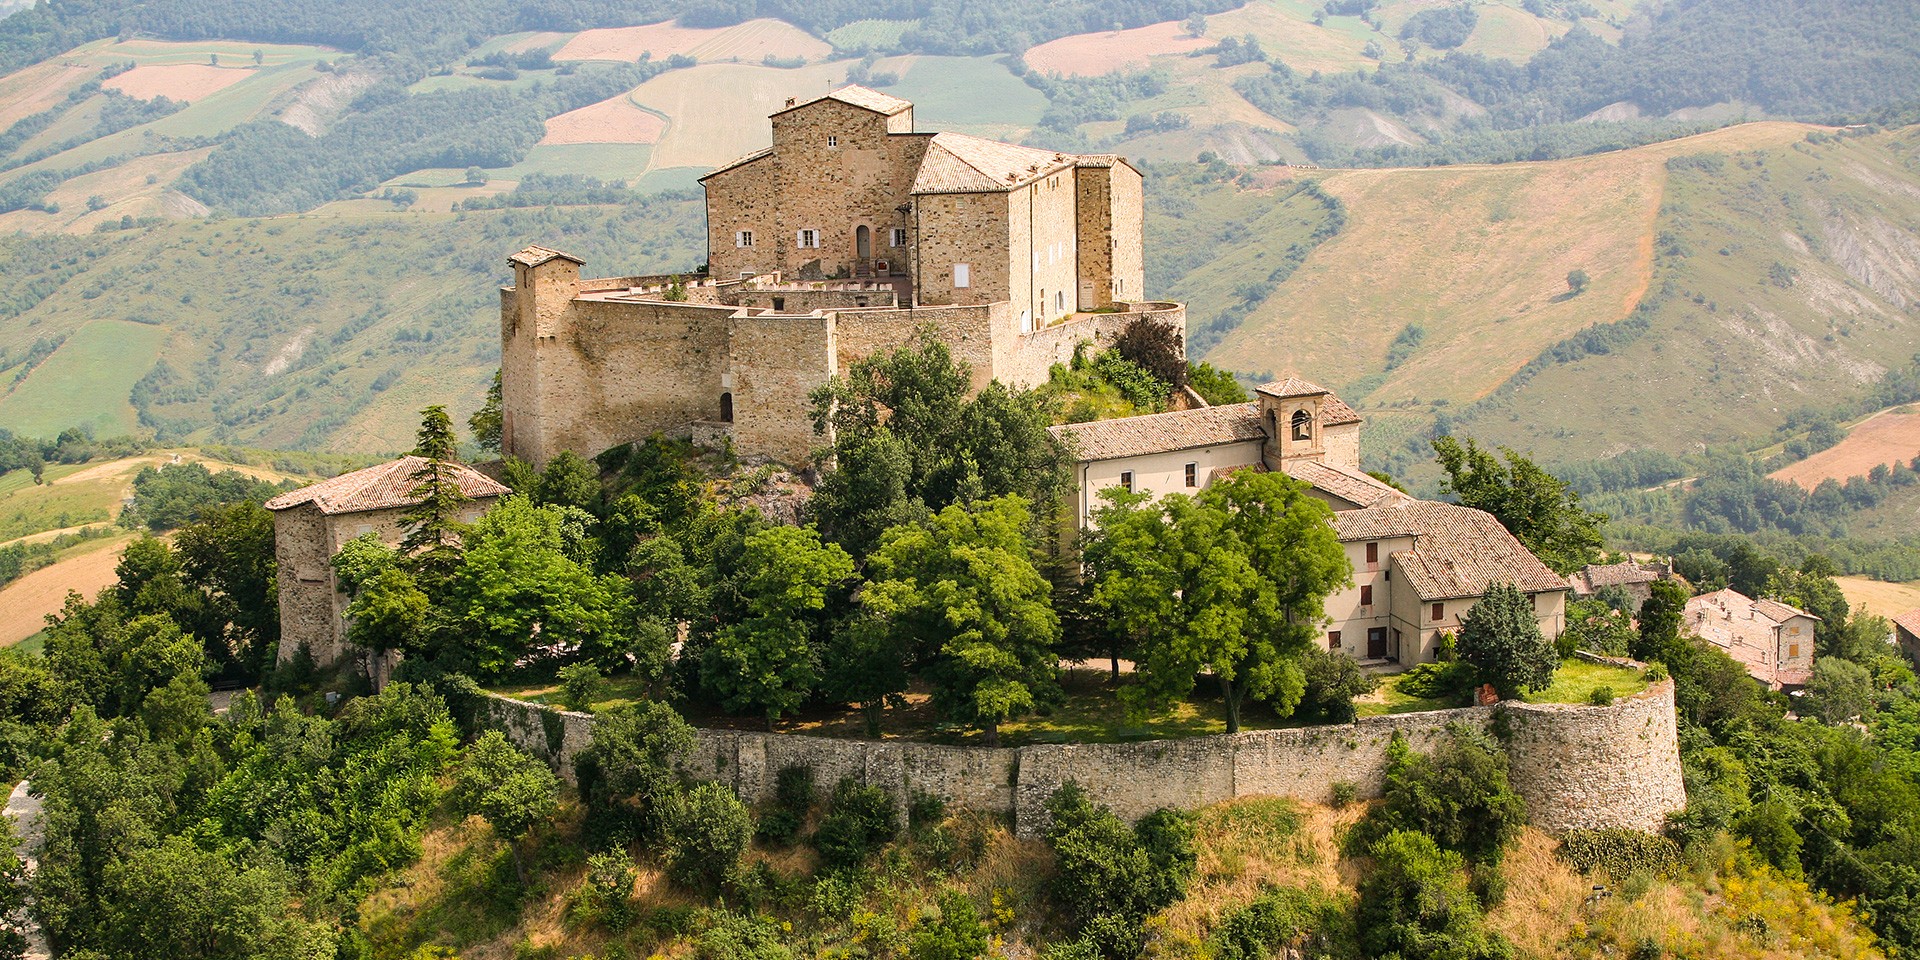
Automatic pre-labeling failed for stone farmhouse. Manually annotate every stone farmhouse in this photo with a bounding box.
[1568,558,1673,608]
[499,85,1178,468]
[265,456,507,669]
[1052,378,1571,666]
[1683,588,1818,690]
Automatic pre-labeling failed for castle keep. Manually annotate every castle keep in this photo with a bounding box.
[500,85,1177,468]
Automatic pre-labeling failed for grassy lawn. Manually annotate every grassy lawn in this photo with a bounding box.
[1525,657,1649,706]
[0,319,167,438]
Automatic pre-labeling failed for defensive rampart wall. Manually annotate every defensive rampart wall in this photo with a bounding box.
[475,678,1684,838]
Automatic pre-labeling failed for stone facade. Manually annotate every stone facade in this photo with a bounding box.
[1684,589,1818,690]
[266,457,506,670]
[502,86,1167,468]
[476,678,1685,837]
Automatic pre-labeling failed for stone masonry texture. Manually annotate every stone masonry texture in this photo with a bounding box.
[477,679,1685,838]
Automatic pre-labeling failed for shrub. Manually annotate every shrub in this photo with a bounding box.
[582,848,637,929]
[557,661,606,712]
[813,779,898,869]
[757,764,817,846]
[1211,886,1354,960]
[911,891,990,960]
[1331,781,1359,808]
[1396,662,1472,701]
[1458,582,1558,699]
[658,782,753,891]
[1555,830,1683,880]
[1588,686,1616,706]
[1043,783,1196,956]
[1358,728,1527,864]
[1298,646,1378,722]
[1357,830,1510,960]
[696,909,792,960]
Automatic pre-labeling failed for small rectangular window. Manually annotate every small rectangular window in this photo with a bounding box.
[1789,643,1800,658]
[1360,585,1373,606]
[1328,630,1342,650]
[891,228,907,247]
[1365,541,1378,565]
[797,229,820,249]
[1431,602,1445,622]
[1055,290,1065,312]
[735,230,753,248]
[1184,462,1197,487]
[1119,471,1133,493]
[827,134,838,148]
[953,263,971,288]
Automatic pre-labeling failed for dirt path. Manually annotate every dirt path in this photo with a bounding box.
[0,537,129,645]
[3,781,47,959]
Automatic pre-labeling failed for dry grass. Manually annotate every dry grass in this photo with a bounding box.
[1203,122,1821,407]
[1156,797,1362,950]
[1835,575,1920,618]
[1770,407,1920,490]
[0,59,98,129]
[0,147,213,234]
[540,94,667,146]
[1484,828,1593,956]
[627,60,851,171]
[103,63,254,102]
[1023,21,1211,77]
[555,18,829,65]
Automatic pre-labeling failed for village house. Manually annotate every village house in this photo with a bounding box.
[1052,378,1571,666]
[265,456,508,670]
[1894,609,1920,661]
[499,85,1175,468]
[1683,588,1818,690]
[1568,558,1674,608]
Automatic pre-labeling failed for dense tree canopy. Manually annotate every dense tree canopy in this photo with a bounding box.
[1434,436,1605,575]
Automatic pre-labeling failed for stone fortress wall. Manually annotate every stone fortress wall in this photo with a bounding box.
[474,676,1685,838]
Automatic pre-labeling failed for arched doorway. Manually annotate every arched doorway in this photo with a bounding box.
[855,225,872,258]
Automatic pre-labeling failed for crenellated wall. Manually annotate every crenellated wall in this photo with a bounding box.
[476,678,1685,838]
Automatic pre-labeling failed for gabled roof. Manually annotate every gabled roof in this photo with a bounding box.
[772,84,913,119]
[1050,402,1265,461]
[265,456,510,516]
[1753,597,1818,623]
[1281,459,1408,509]
[1571,559,1663,594]
[509,245,582,268]
[699,146,773,182]
[1329,500,1567,601]
[911,132,1077,194]
[1892,609,1920,639]
[1321,394,1362,426]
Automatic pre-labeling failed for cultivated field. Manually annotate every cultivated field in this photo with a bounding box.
[877,56,1047,137]
[627,60,849,170]
[103,63,254,101]
[0,147,212,234]
[0,59,98,129]
[1023,21,1212,77]
[0,535,127,645]
[1202,122,1820,410]
[823,19,917,51]
[1836,575,1920,619]
[1771,407,1920,490]
[540,95,666,145]
[555,19,829,64]
[0,320,169,438]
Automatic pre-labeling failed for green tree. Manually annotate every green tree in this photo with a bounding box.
[1298,645,1378,722]
[578,700,695,840]
[1633,579,1692,664]
[1043,782,1196,957]
[98,835,326,959]
[1431,436,1605,574]
[656,781,752,891]
[1806,657,1875,724]
[454,731,559,883]
[329,532,398,599]
[1457,582,1557,700]
[443,497,634,676]
[557,661,607,712]
[1566,268,1590,295]
[535,450,601,512]
[1363,727,1528,864]
[863,496,1059,745]
[1561,597,1635,657]
[1356,830,1510,960]
[469,368,503,453]
[1086,471,1352,733]
[173,501,280,681]
[701,525,853,727]
[343,567,430,655]
[0,816,28,960]
[400,404,470,571]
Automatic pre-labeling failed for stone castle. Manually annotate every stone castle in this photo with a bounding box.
[499,85,1181,468]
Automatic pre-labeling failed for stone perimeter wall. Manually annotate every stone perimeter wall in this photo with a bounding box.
[475,678,1684,838]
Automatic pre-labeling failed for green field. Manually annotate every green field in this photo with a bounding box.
[489,142,656,183]
[881,55,1046,135]
[0,320,167,437]
[824,18,919,52]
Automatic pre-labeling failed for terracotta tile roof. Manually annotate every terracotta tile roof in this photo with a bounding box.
[699,147,772,181]
[1255,377,1331,399]
[1329,500,1567,601]
[508,245,582,268]
[1050,402,1265,460]
[1321,394,1362,426]
[912,132,1076,194]
[1892,609,1920,639]
[774,84,913,118]
[1684,589,1813,690]
[1753,597,1818,623]
[1571,559,1663,594]
[265,456,510,516]
[1281,459,1408,509]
